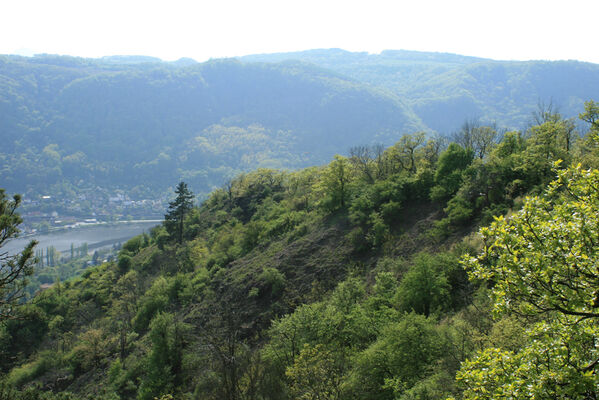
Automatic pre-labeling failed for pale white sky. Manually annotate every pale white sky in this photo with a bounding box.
[1,0,598,63]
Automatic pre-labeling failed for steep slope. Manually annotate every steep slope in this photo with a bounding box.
[4,106,596,398]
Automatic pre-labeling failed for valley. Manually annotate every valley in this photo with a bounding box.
[1,47,599,399]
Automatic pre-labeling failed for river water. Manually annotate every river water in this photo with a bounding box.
[4,221,160,255]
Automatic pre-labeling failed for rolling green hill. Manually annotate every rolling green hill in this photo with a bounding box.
[0,54,423,210]
[3,49,599,223]
[241,49,599,131]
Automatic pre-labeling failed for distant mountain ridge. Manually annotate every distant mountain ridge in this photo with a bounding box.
[240,48,599,131]
[240,48,489,69]
[1,49,598,217]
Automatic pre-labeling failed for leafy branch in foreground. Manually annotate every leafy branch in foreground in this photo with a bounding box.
[0,189,37,320]
[459,164,599,398]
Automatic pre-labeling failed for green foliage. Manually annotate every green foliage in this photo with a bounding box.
[3,102,599,399]
[459,164,599,398]
[366,212,389,248]
[69,328,110,372]
[285,344,344,400]
[522,119,574,186]
[443,195,474,225]
[317,155,353,212]
[465,164,599,319]
[430,143,474,202]
[117,254,132,274]
[6,350,60,388]
[138,312,187,400]
[347,173,416,250]
[577,100,599,167]
[347,227,369,253]
[258,267,286,298]
[0,189,37,320]
[1,54,423,214]
[164,182,194,244]
[580,99,599,129]
[0,383,75,399]
[122,235,145,255]
[395,253,450,316]
[244,50,599,134]
[0,304,49,372]
[133,277,170,332]
[347,313,445,400]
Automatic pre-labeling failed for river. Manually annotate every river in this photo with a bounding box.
[4,221,161,255]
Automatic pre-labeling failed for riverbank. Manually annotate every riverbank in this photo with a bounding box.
[6,220,161,255]
[18,219,163,239]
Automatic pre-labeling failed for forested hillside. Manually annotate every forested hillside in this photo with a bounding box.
[241,49,599,131]
[3,50,599,224]
[0,54,421,211]
[2,101,598,399]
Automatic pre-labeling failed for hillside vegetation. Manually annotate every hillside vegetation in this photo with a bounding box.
[241,49,599,131]
[0,54,421,206]
[3,51,599,221]
[1,101,598,399]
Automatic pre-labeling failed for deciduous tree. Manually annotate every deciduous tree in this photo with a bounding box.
[459,164,599,398]
[318,156,352,211]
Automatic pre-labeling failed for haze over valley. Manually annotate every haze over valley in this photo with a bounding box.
[2,49,599,232]
[2,1,599,398]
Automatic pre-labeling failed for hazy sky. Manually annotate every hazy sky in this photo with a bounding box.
[1,0,598,63]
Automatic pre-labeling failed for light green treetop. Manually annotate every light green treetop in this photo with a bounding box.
[458,164,599,398]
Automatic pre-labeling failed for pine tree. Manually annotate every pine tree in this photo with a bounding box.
[164,182,194,244]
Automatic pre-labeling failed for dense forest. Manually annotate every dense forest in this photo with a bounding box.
[0,54,420,207]
[2,51,599,219]
[1,100,598,399]
[241,49,599,132]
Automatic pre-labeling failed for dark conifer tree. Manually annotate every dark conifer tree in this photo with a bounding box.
[164,182,194,244]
